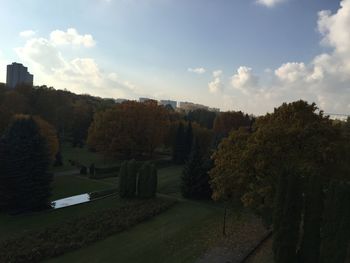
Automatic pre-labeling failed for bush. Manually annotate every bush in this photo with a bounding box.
[80,166,87,175]
[137,162,157,198]
[126,160,137,197]
[0,198,177,263]
[89,165,121,179]
[119,162,128,198]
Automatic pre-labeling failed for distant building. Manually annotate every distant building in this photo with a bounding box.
[6,62,33,88]
[159,100,177,110]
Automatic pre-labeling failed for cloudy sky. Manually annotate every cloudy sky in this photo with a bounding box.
[0,0,349,115]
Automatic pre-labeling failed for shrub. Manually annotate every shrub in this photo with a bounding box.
[119,162,128,198]
[126,160,137,197]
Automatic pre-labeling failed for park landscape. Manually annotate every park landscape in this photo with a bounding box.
[0,83,349,263]
[1,1,350,262]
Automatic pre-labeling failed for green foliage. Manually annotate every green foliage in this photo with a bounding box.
[273,170,302,263]
[185,121,193,158]
[298,173,324,263]
[89,165,121,179]
[0,117,52,212]
[119,162,128,198]
[210,100,350,262]
[181,139,212,199]
[320,180,350,263]
[0,198,176,263]
[126,160,137,197]
[172,122,194,164]
[137,163,152,198]
[187,108,217,129]
[150,163,158,197]
[173,122,186,164]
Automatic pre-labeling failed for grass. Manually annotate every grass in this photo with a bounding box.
[0,196,122,242]
[46,201,223,263]
[45,165,227,263]
[1,162,243,263]
[51,174,115,200]
[52,143,117,173]
[157,165,183,197]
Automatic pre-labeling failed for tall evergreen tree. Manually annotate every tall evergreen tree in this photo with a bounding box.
[298,173,324,263]
[185,121,193,158]
[173,122,186,164]
[181,139,211,199]
[0,117,52,212]
[320,180,350,263]
[273,169,303,263]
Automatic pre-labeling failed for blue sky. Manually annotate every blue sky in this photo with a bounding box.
[0,0,349,114]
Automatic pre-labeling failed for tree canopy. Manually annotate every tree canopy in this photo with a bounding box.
[87,100,170,159]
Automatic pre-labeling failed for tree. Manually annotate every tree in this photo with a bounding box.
[119,162,128,198]
[187,109,217,129]
[181,139,212,199]
[210,100,346,262]
[172,122,186,163]
[213,111,251,138]
[185,121,193,158]
[0,117,52,212]
[320,180,350,263]
[88,101,169,159]
[137,162,158,198]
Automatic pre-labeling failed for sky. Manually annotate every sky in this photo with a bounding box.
[0,0,349,115]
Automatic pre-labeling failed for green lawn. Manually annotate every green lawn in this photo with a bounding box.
[52,143,117,172]
[157,165,183,197]
[1,164,234,263]
[46,201,223,263]
[0,196,122,242]
[51,174,115,200]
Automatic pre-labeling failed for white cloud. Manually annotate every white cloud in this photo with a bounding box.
[188,67,206,74]
[274,62,307,83]
[19,30,36,38]
[256,0,286,8]
[15,29,137,98]
[217,0,350,115]
[231,66,258,92]
[208,70,223,93]
[50,28,96,48]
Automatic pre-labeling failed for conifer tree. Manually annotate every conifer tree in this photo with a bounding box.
[273,169,302,263]
[126,159,137,197]
[137,163,151,198]
[185,121,193,158]
[119,161,128,198]
[320,180,350,263]
[298,173,324,263]
[173,122,186,164]
[150,163,158,197]
[0,117,52,212]
[181,139,211,199]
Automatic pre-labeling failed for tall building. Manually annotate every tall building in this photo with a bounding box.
[6,62,33,88]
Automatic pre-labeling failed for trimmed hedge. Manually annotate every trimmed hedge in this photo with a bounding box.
[89,165,121,179]
[0,198,177,263]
